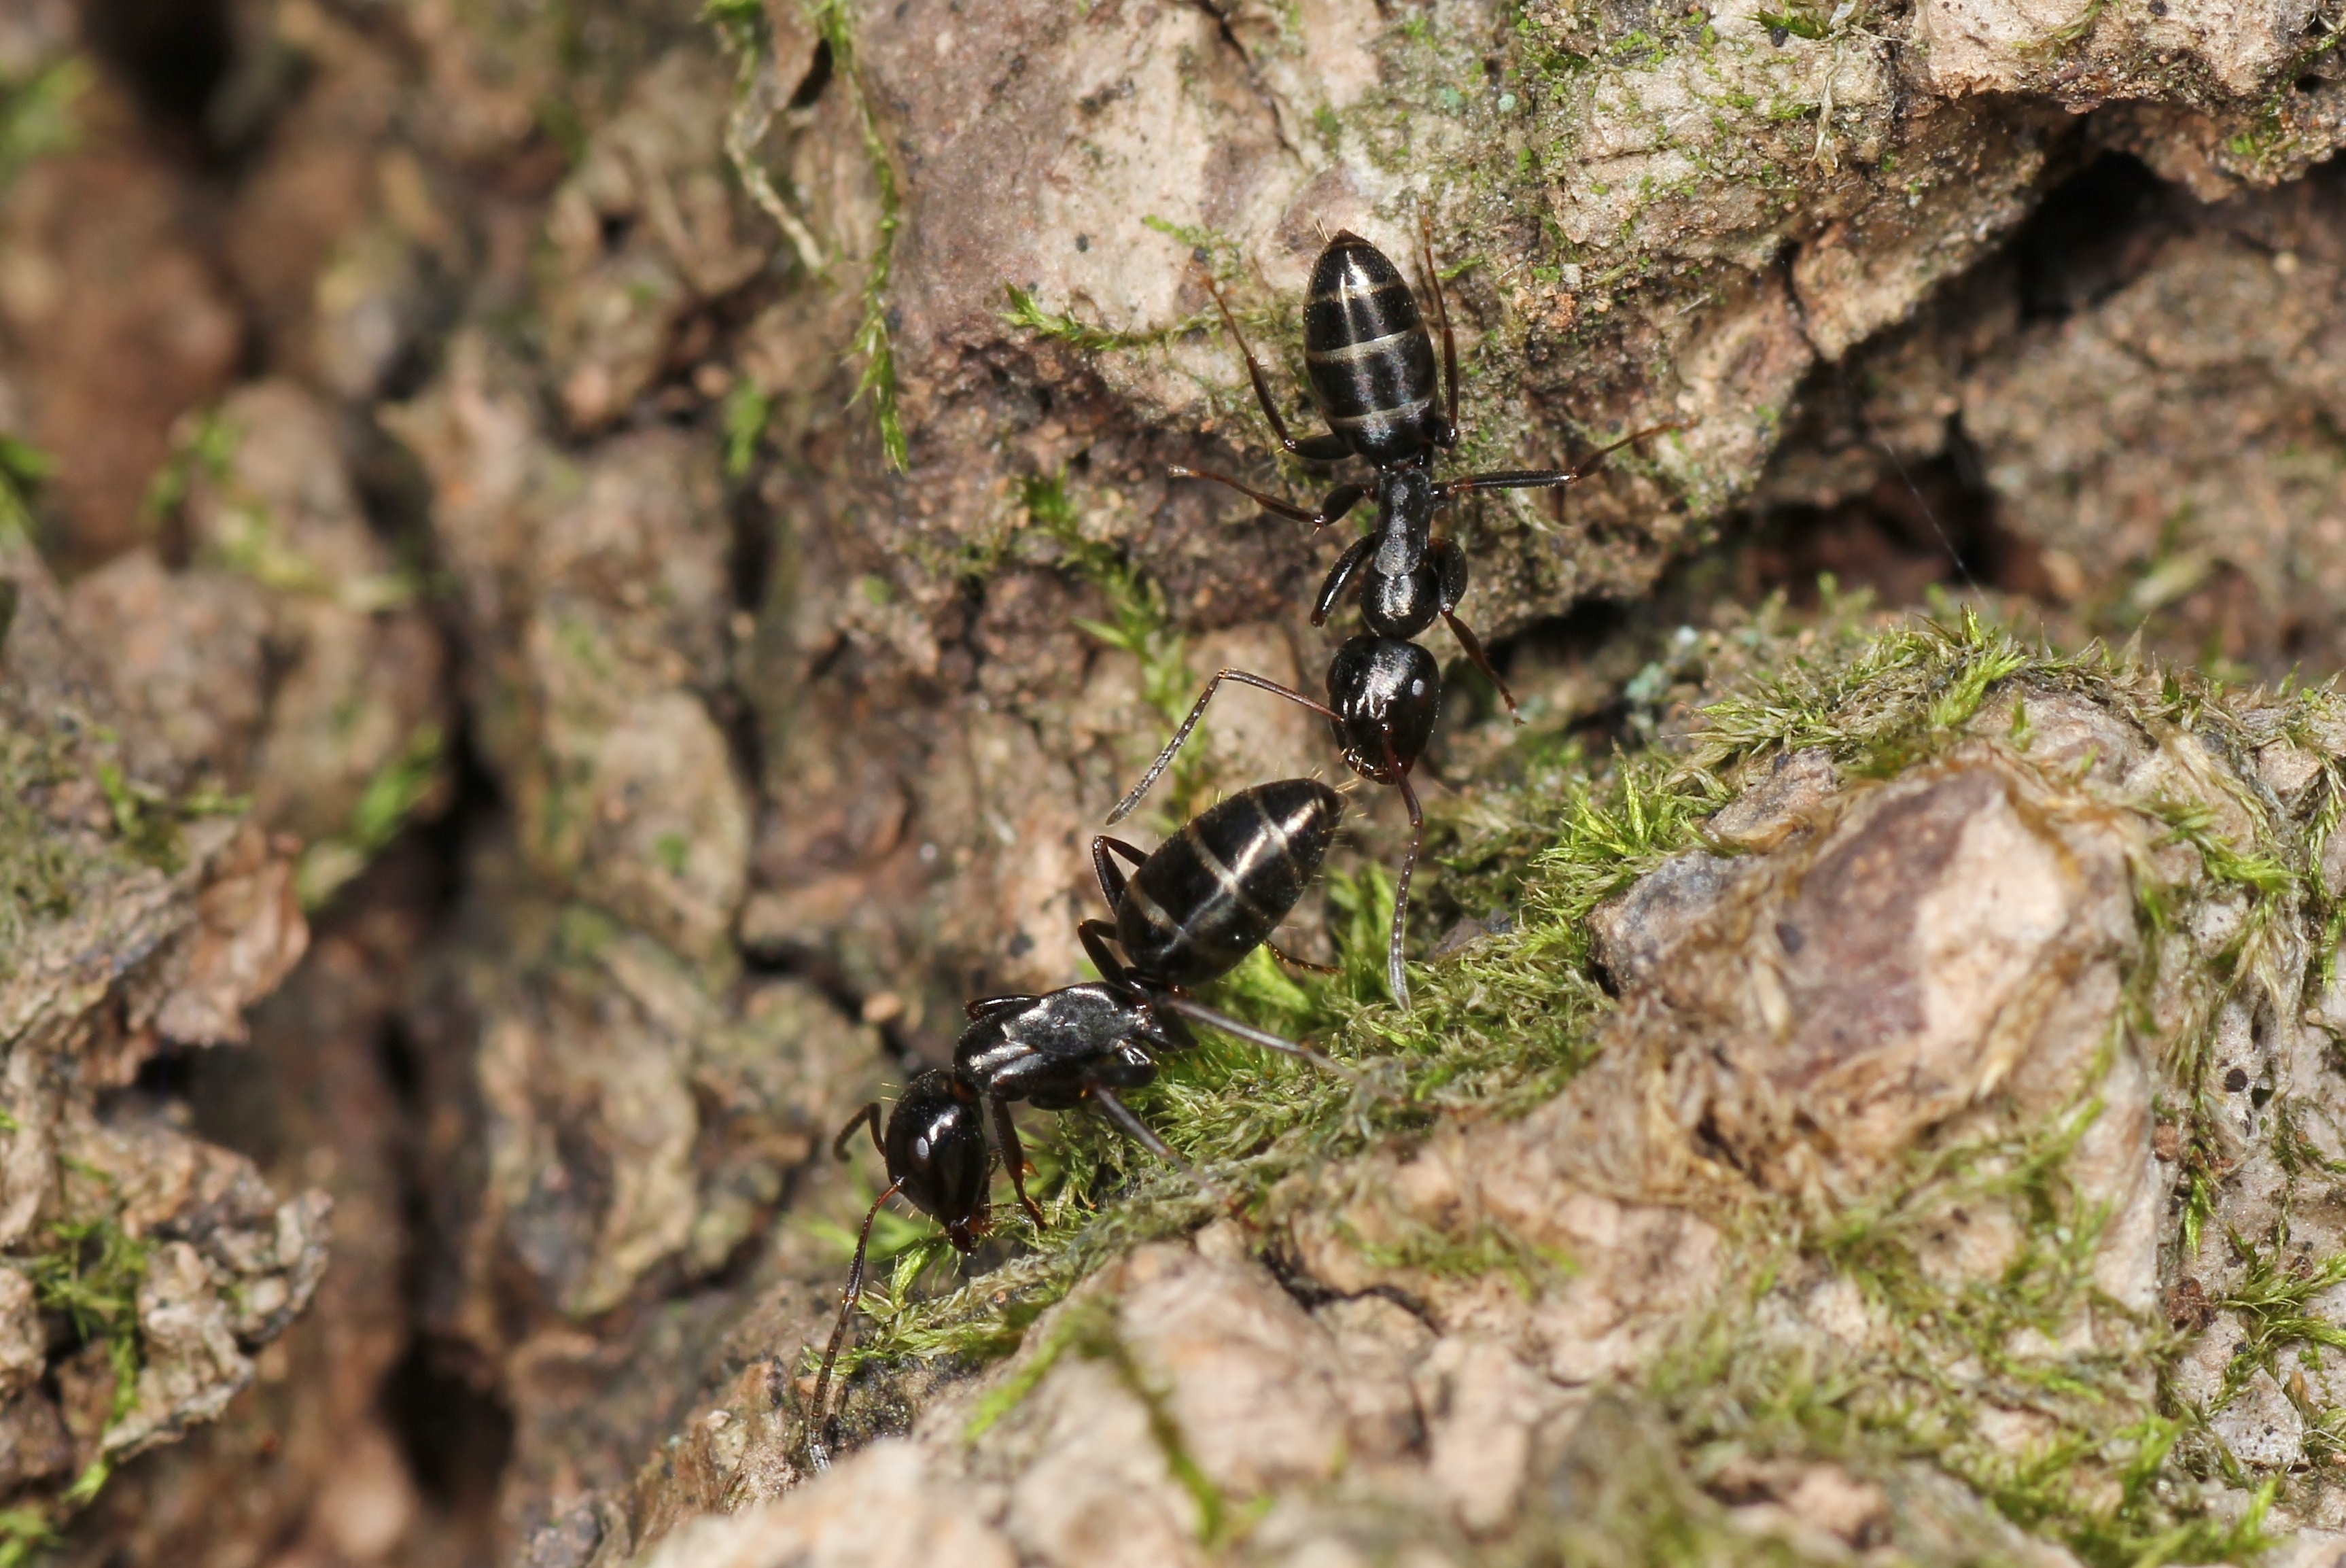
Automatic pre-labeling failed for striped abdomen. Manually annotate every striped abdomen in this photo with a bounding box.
[1115,780,1343,988]
[1303,232,1439,466]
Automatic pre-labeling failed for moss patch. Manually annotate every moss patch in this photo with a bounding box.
[799,602,2346,1562]
[0,1219,152,1561]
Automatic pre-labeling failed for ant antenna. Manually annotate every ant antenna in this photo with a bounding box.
[1840,360,1977,595]
[1783,248,1975,597]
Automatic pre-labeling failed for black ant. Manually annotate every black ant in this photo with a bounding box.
[805,1065,992,1471]
[805,780,1348,1468]
[1121,222,1678,1007]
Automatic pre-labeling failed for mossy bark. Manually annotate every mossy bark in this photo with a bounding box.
[614,612,2346,1567]
[6,0,2346,1563]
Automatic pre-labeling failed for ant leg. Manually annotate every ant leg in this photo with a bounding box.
[966,994,1041,1022]
[1107,669,1342,826]
[1210,278,1342,459]
[1079,919,1133,986]
[1418,209,1460,449]
[1436,423,1687,500]
[830,1102,883,1162]
[1168,468,1367,532]
[1267,937,1341,975]
[1312,535,1378,627]
[1420,538,1516,721]
[806,1179,901,1471]
[1202,279,1352,461]
[1152,992,1375,1092]
[1443,611,1520,722]
[1387,765,1425,1010]
[986,1095,1047,1230]
[1091,835,1148,907]
[1088,1085,1230,1205]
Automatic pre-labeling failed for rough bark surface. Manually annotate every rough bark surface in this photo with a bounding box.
[5,0,2346,1563]
[580,629,2346,1567]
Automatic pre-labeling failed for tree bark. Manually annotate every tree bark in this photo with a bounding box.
[1,0,2345,1562]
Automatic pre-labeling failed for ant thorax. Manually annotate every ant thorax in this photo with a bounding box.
[956,983,1164,1105]
[1372,467,1437,577]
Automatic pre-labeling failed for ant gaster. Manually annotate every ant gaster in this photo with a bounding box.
[806,780,1346,1469]
[961,776,1350,1177]
[1125,221,1677,1007]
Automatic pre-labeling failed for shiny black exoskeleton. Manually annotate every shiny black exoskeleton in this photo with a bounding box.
[960,780,1347,1168]
[1303,232,1446,464]
[806,1067,1006,1471]
[1170,224,1680,718]
[807,782,1347,1469]
[957,983,1167,1111]
[1107,641,1437,1008]
[1325,636,1439,784]
[1091,776,1343,987]
[1141,224,1677,1008]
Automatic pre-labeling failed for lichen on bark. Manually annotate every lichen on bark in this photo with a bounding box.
[0,532,328,1556]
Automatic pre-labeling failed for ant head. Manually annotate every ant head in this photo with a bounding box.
[1327,635,1440,782]
[886,1070,995,1242]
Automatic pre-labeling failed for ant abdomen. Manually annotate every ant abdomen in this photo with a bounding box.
[1304,232,1443,463]
[1111,778,1342,988]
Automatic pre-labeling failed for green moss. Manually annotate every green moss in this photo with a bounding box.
[94,762,183,872]
[0,1508,52,1568]
[0,738,90,971]
[2217,1227,2346,1403]
[0,55,86,196]
[296,723,449,909]
[2147,799,2294,899]
[799,608,2346,1561]
[555,902,623,962]
[0,436,48,562]
[701,0,763,39]
[804,0,907,470]
[950,1290,1238,1545]
[720,383,773,480]
[960,1293,1115,1442]
[16,1217,151,1527]
[2022,0,2114,52]
[1140,213,1242,270]
[1331,1205,1569,1292]
[1002,284,1213,355]
[1653,1062,2279,1565]
[139,406,239,533]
